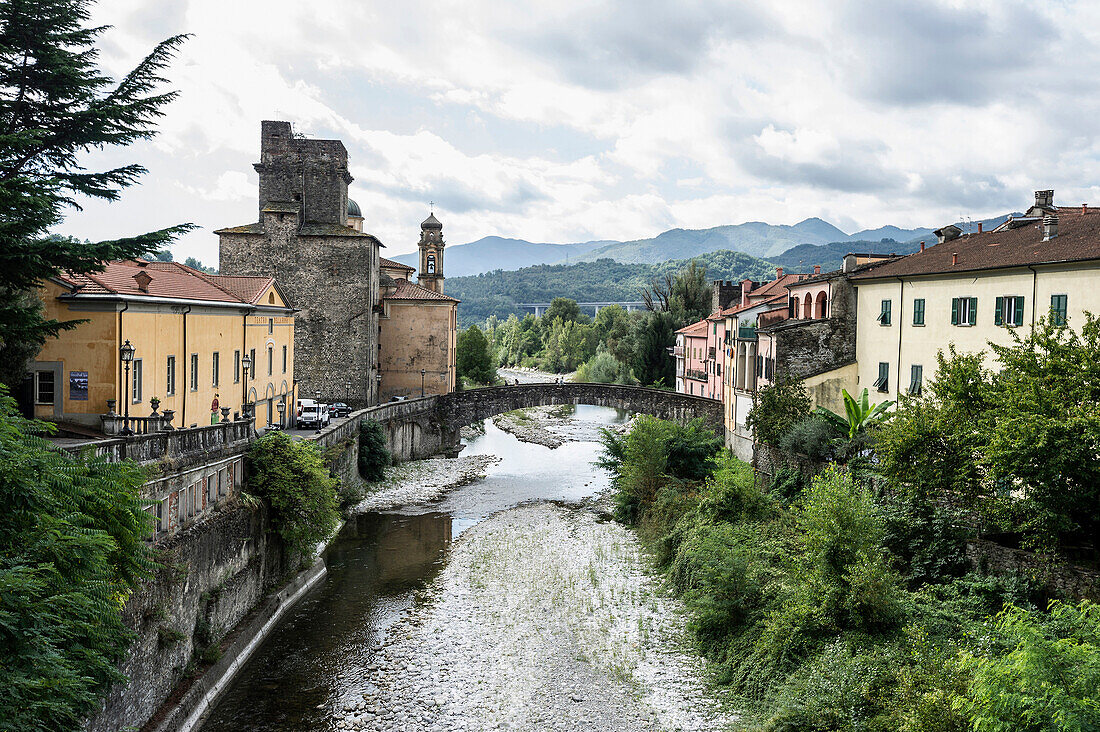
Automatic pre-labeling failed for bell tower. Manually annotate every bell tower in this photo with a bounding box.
[418,210,445,294]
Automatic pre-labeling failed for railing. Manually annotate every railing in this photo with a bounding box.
[672,346,684,357]
[685,368,707,381]
[737,325,756,339]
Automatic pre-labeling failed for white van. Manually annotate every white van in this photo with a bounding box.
[296,399,330,429]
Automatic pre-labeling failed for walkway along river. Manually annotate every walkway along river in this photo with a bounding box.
[199,406,737,731]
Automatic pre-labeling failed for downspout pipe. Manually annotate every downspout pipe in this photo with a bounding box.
[1027,264,1038,328]
[181,305,191,427]
[896,277,904,399]
[118,302,129,406]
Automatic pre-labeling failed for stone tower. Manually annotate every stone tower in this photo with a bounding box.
[217,121,381,408]
[417,212,445,294]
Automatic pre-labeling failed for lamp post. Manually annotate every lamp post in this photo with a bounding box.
[277,400,286,428]
[120,340,136,435]
[344,378,351,406]
[421,368,426,398]
[241,352,252,420]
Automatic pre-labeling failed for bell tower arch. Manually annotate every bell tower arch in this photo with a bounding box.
[418,210,445,294]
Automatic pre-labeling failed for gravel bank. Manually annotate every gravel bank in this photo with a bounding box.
[355,454,502,512]
[334,502,738,731]
[497,367,575,384]
[492,405,635,449]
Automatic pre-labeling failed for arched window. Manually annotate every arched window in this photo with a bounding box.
[816,291,828,319]
[426,253,436,274]
[792,297,800,319]
[804,293,813,319]
[268,292,275,304]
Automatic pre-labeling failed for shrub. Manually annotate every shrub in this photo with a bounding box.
[699,453,771,522]
[358,419,391,482]
[575,348,629,384]
[246,432,340,558]
[612,415,670,524]
[746,378,811,447]
[779,415,837,462]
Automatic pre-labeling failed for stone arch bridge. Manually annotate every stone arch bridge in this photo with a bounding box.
[313,383,723,485]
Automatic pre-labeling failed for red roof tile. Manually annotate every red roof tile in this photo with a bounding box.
[385,278,459,302]
[675,319,709,336]
[380,257,415,272]
[56,260,287,307]
[851,209,1100,280]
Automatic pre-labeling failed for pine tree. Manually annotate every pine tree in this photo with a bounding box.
[0,0,192,386]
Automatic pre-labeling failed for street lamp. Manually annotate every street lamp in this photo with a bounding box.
[344,378,351,405]
[277,400,286,427]
[119,340,135,435]
[241,352,252,417]
[421,368,426,397]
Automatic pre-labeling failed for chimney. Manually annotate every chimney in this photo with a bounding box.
[842,253,857,272]
[977,222,983,233]
[935,225,961,244]
[919,241,925,252]
[1083,203,1089,215]
[1035,189,1054,209]
[776,267,784,278]
[813,264,821,275]
[1043,214,1058,241]
[952,252,959,265]
[132,271,152,293]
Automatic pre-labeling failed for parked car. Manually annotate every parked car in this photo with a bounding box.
[330,402,351,418]
[296,399,330,429]
[390,395,409,402]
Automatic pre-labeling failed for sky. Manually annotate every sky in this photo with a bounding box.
[59,0,1100,264]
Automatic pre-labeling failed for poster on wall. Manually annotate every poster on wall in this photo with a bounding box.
[69,371,88,401]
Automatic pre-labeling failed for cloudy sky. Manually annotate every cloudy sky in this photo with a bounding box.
[60,0,1100,265]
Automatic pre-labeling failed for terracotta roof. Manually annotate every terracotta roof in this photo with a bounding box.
[851,209,1100,280]
[719,292,787,317]
[748,273,810,299]
[213,222,383,244]
[380,257,415,272]
[385,278,459,302]
[56,260,288,308]
[675,319,709,336]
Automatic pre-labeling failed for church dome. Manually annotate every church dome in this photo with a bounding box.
[421,212,442,229]
[347,198,362,218]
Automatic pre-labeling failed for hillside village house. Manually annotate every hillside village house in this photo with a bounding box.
[849,190,1100,402]
[674,320,710,397]
[30,259,296,432]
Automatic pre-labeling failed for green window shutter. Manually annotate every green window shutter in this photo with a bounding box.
[951,297,958,325]
[968,297,977,326]
[994,296,1003,326]
[1014,296,1024,326]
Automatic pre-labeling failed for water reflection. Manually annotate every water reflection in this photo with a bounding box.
[200,405,626,731]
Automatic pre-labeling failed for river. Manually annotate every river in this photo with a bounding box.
[200,406,734,732]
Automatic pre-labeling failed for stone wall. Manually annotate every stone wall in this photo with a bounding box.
[965,539,1100,603]
[752,443,825,488]
[85,504,290,732]
[770,276,857,385]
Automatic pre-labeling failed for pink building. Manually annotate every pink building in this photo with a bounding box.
[674,319,710,397]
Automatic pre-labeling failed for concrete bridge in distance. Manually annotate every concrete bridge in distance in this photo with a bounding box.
[314,383,723,485]
[519,301,647,317]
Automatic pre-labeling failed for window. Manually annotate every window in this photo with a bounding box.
[190,354,198,391]
[1051,294,1068,326]
[908,365,923,396]
[873,362,889,392]
[951,297,978,326]
[249,348,256,378]
[995,296,1025,327]
[132,358,143,402]
[912,298,925,326]
[212,352,220,386]
[282,345,287,373]
[268,318,274,334]
[166,356,176,395]
[426,253,436,274]
[35,370,55,405]
[877,299,892,325]
[267,346,273,376]
[234,350,241,383]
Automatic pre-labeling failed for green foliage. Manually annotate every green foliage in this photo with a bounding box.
[746,378,811,447]
[357,419,391,483]
[630,310,677,387]
[456,324,497,384]
[0,0,193,385]
[779,415,837,462]
[575,347,634,384]
[0,388,153,731]
[541,297,585,325]
[813,388,893,441]
[182,256,216,274]
[955,602,1100,731]
[642,258,713,326]
[246,432,339,558]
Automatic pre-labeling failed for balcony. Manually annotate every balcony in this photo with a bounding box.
[685,368,707,381]
[737,324,756,340]
[672,346,685,358]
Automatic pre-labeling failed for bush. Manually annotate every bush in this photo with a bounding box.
[575,348,631,384]
[246,432,340,557]
[779,415,837,462]
[746,378,811,447]
[699,453,771,522]
[358,419,391,482]
[456,324,497,385]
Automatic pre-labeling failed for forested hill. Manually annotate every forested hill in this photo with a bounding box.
[449,250,777,326]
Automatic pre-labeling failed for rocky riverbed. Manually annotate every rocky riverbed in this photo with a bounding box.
[492,405,634,449]
[356,454,502,512]
[333,501,738,732]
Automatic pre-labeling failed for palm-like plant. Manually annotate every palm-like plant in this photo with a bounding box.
[814,388,894,439]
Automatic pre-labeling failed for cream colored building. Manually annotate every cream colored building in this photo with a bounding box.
[849,191,1100,404]
[30,260,296,432]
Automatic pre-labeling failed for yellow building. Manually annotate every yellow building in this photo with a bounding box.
[30,259,296,432]
[849,191,1100,404]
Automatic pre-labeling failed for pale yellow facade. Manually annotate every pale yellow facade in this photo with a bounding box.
[853,261,1100,404]
[378,299,458,400]
[31,279,295,432]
